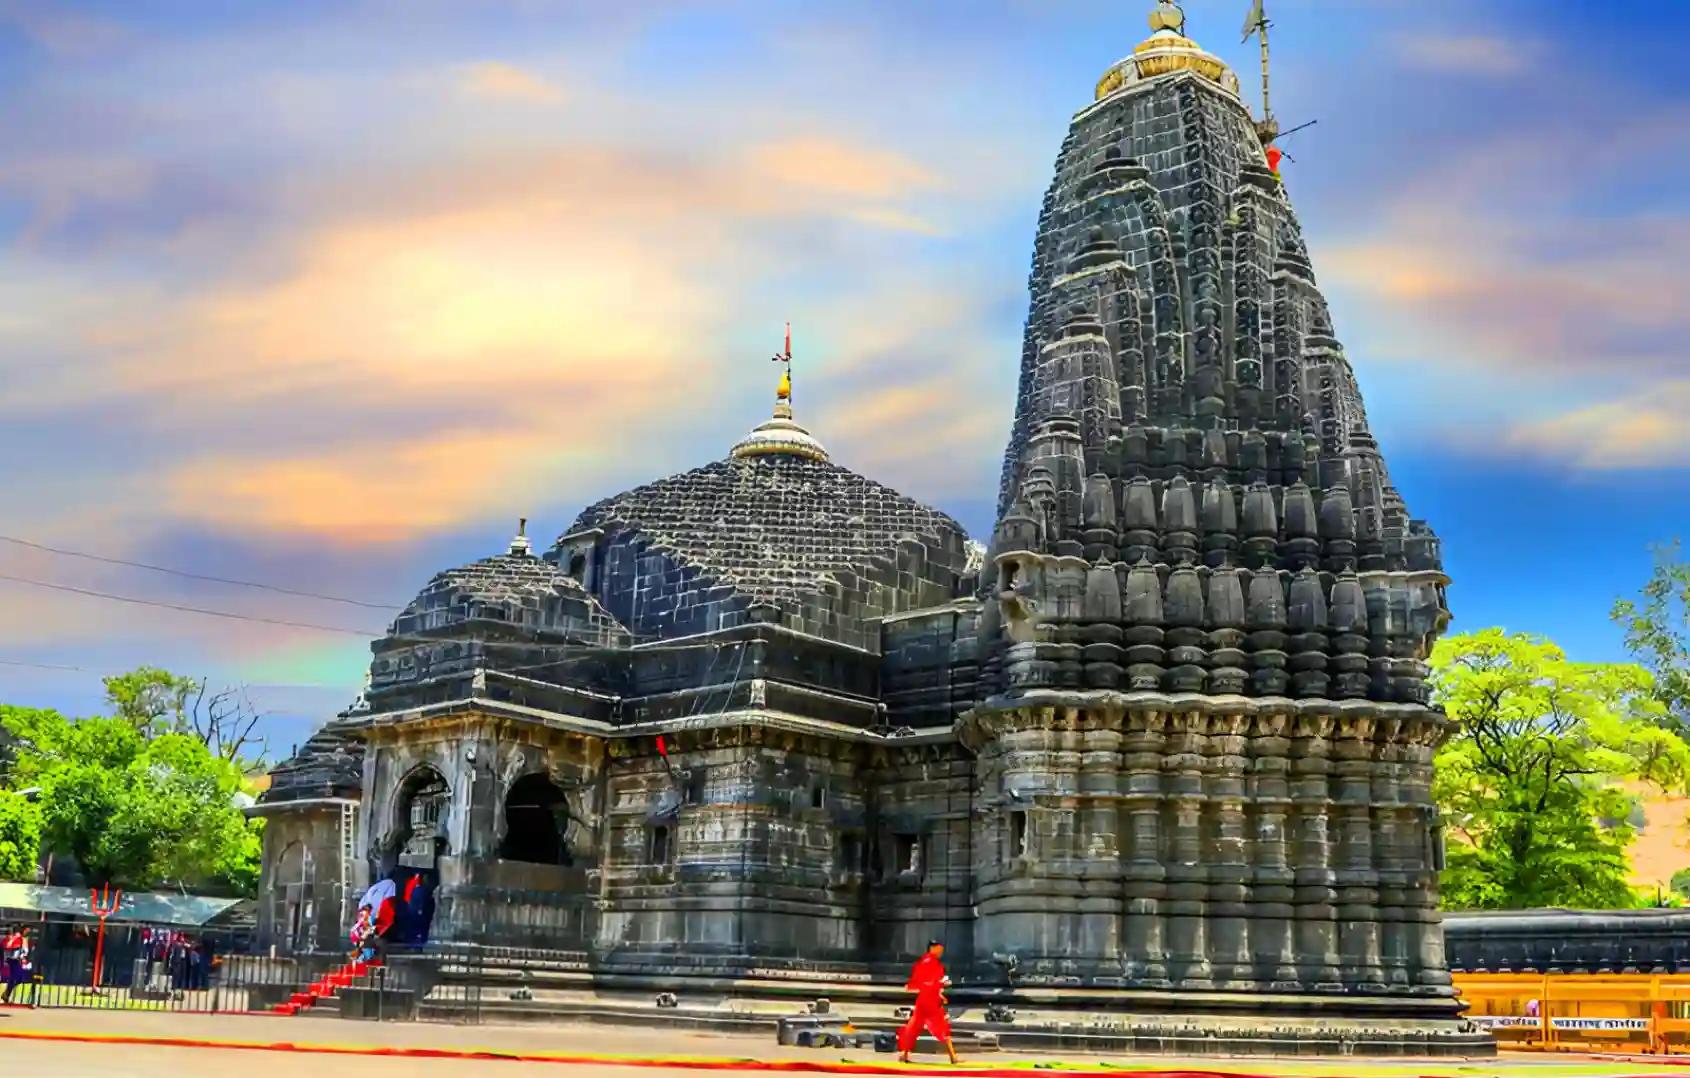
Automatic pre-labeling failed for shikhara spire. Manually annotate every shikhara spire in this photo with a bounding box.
[965,2,1457,1016]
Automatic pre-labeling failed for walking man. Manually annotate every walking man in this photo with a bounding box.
[897,939,959,1064]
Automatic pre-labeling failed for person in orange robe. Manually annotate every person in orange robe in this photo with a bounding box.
[897,939,958,1064]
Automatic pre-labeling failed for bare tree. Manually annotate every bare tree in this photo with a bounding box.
[187,681,271,764]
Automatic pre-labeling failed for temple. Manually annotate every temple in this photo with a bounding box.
[254,3,1479,1053]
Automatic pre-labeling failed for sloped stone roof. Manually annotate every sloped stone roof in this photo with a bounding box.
[564,453,972,645]
[389,546,627,643]
[260,718,362,805]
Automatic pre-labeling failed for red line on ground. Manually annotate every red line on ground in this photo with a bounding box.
[11,1024,1690,1077]
[0,1027,1338,1078]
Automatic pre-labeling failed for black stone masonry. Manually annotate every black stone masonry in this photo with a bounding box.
[253,7,1484,1055]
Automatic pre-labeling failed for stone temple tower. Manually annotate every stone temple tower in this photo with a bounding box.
[256,1,1482,1053]
[968,0,1457,1017]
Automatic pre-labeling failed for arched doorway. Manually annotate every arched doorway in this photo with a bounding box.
[499,773,573,866]
[394,766,451,870]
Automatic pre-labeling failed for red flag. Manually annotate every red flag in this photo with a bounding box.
[655,734,668,758]
[1265,146,1283,174]
[784,321,791,360]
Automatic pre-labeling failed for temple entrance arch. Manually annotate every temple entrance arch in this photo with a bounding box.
[392,764,451,870]
[499,772,574,866]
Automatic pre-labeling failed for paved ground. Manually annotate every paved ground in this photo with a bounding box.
[2,1007,1688,1078]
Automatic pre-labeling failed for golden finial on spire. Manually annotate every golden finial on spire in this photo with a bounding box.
[1148,0,1185,34]
[1096,1,1239,101]
[771,321,793,417]
[732,322,829,462]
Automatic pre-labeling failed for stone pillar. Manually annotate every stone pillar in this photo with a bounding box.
[1204,712,1252,987]
[1371,716,1413,990]
[1121,709,1168,985]
[1289,714,1340,988]
[1079,712,1125,980]
[1247,711,1298,987]
[1333,715,1384,989]
[1400,713,1453,993]
[1162,709,1211,988]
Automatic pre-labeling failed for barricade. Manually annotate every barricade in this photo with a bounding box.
[2,915,481,1023]
[1454,971,1690,1054]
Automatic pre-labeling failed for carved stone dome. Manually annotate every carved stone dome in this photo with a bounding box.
[388,537,627,642]
[559,415,973,647]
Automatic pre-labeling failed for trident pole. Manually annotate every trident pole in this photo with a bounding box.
[87,884,122,992]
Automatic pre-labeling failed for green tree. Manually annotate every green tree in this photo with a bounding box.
[1613,539,1690,734]
[102,667,268,764]
[0,701,264,894]
[1670,867,1690,901]
[0,789,42,882]
[1431,629,1690,910]
[103,666,198,734]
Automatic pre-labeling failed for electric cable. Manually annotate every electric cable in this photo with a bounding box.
[0,658,88,672]
[0,572,381,636]
[0,566,738,659]
[0,533,398,609]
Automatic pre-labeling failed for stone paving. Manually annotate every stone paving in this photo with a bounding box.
[1,1009,1687,1078]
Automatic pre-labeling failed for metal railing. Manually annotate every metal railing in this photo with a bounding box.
[3,916,484,1023]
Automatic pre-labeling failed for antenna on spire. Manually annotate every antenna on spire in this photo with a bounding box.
[1241,0,1278,144]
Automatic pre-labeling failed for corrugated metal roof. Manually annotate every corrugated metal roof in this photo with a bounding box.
[0,883,241,926]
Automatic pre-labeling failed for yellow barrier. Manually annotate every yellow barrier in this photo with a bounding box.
[1453,971,1690,1053]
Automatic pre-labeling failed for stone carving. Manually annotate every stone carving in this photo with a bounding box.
[251,7,1479,1055]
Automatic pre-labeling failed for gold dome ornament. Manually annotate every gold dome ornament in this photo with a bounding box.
[1147,0,1184,33]
[1095,1,1241,101]
[732,323,829,462]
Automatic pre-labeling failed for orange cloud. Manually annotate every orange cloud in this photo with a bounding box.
[22,127,967,548]
[169,429,593,543]
[745,136,942,201]
[1321,227,1689,377]
[458,61,566,105]
[1503,381,1690,470]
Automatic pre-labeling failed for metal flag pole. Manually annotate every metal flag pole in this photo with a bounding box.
[1241,0,1278,144]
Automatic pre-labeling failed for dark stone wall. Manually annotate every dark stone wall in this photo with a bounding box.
[880,606,982,731]
[862,740,977,971]
[594,727,869,969]
[1445,910,1690,973]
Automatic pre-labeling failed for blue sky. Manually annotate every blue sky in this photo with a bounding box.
[2,0,1687,757]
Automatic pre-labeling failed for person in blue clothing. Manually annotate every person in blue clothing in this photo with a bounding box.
[2,925,33,1004]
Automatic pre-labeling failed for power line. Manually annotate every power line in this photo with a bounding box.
[0,567,735,661]
[0,534,398,610]
[0,572,379,637]
[0,658,88,673]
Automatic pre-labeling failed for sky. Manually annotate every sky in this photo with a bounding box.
[2,0,1687,759]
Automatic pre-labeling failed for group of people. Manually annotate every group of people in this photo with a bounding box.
[349,873,434,964]
[1,925,33,1004]
[137,927,215,991]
